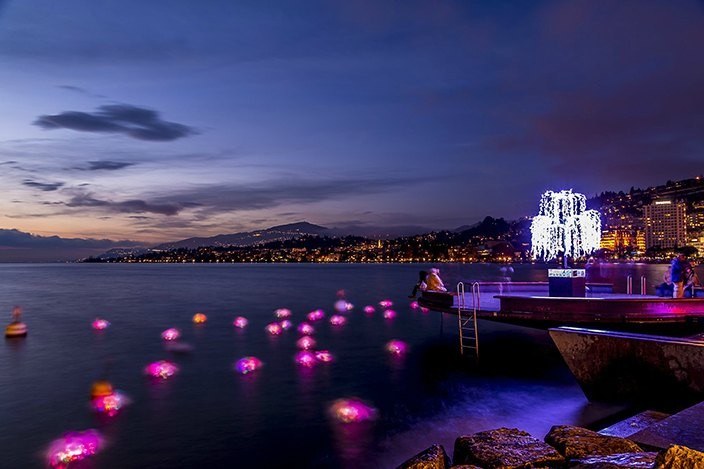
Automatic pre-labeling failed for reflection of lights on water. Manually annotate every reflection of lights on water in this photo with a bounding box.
[192,312,207,324]
[233,316,248,328]
[307,309,325,321]
[363,305,375,314]
[234,356,263,375]
[329,315,347,326]
[315,350,334,362]
[295,351,317,367]
[297,322,315,335]
[383,309,396,320]
[329,398,378,423]
[274,308,292,319]
[91,318,110,330]
[409,301,420,309]
[279,319,293,330]
[161,328,181,341]
[91,391,129,416]
[296,336,316,350]
[46,429,104,468]
[385,340,408,355]
[144,360,179,379]
[265,323,283,335]
[379,300,393,308]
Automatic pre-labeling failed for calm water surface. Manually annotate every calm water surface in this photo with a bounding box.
[0,263,673,468]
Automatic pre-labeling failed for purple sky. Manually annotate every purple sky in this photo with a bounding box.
[1,0,703,249]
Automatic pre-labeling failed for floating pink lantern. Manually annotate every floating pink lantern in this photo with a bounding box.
[409,301,420,310]
[379,299,393,308]
[329,315,347,326]
[296,336,316,350]
[383,309,397,320]
[274,308,292,319]
[363,305,375,314]
[307,309,325,321]
[234,356,263,375]
[315,350,334,363]
[420,307,429,314]
[265,322,283,335]
[295,350,317,367]
[192,312,207,324]
[144,360,179,379]
[385,340,408,355]
[329,398,378,423]
[279,319,293,330]
[233,316,248,328]
[46,429,104,468]
[91,318,110,330]
[334,299,354,313]
[91,391,129,417]
[161,328,181,341]
[297,322,315,335]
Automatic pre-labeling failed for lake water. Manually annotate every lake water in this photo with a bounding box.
[0,262,675,468]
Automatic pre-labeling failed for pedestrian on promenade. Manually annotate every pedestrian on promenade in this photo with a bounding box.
[671,252,692,298]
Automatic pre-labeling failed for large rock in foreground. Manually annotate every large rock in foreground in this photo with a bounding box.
[568,451,658,468]
[654,444,704,468]
[454,427,565,468]
[545,425,643,459]
[396,444,451,469]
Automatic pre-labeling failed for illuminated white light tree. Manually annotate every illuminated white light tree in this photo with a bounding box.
[531,190,601,266]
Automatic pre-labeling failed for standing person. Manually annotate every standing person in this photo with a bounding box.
[426,267,447,292]
[408,270,428,298]
[671,252,691,298]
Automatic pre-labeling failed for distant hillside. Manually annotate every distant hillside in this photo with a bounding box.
[154,221,330,250]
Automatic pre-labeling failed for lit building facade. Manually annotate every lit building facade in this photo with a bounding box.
[643,200,686,249]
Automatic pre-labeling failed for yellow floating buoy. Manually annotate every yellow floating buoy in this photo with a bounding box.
[192,312,207,324]
[5,321,27,338]
[90,380,115,399]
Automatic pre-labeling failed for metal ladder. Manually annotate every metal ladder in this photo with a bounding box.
[456,281,479,358]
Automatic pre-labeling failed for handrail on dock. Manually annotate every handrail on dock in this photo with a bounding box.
[456,282,479,359]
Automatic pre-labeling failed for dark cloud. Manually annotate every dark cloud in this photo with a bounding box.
[65,193,182,216]
[34,104,197,141]
[22,179,64,191]
[85,160,135,171]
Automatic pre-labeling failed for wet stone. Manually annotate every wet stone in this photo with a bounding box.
[453,427,565,469]
[568,451,658,468]
[545,425,643,460]
[396,444,451,469]
[654,444,704,468]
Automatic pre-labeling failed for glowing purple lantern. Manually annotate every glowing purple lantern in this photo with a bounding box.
[265,322,283,335]
[329,398,378,423]
[233,316,248,328]
[379,299,393,308]
[279,319,293,330]
[385,340,408,355]
[91,318,110,330]
[274,308,292,319]
[296,336,316,350]
[234,356,263,375]
[295,350,317,367]
[315,350,334,363]
[383,309,397,320]
[329,315,347,326]
[307,309,325,321]
[91,391,129,417]
[297,322,315,335]
[161,328,181,341]
[363,305,375,314]
[144,360,179,379]
[409,301,420,310]
[46,429,104,468]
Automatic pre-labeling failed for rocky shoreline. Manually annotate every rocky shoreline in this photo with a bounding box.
[395,425,704,468]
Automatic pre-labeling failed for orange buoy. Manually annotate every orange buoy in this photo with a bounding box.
[5,321,27,338]
[90,380,114,399]
[192,312,207,324]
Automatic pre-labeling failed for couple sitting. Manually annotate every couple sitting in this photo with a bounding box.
[409,268,446,298]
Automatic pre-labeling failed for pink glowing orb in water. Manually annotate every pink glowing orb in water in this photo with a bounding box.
[279,319,293,330]
[363,305,375,314]
[409,301,420,310]
[161,328,181,341]
[274,308,292,319]
[296,336,316,350]
[265,322,283,335]
[385,340,408,355]
[307,309,325,321]
[315,350,334,363]
[144,360,179,379]
[91,318,110,330]
[421,307,429,313]
[46,429,104,468]
[329,398,378,423]
[91,391,129,416]
[329,315,347,326]
[379,299,393,308]
[295,350,317,367]
[383,309,397,320]
[297,322,315,335]
[234,356,263,375]
[233,316,248,328]
[334,299,353,313]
